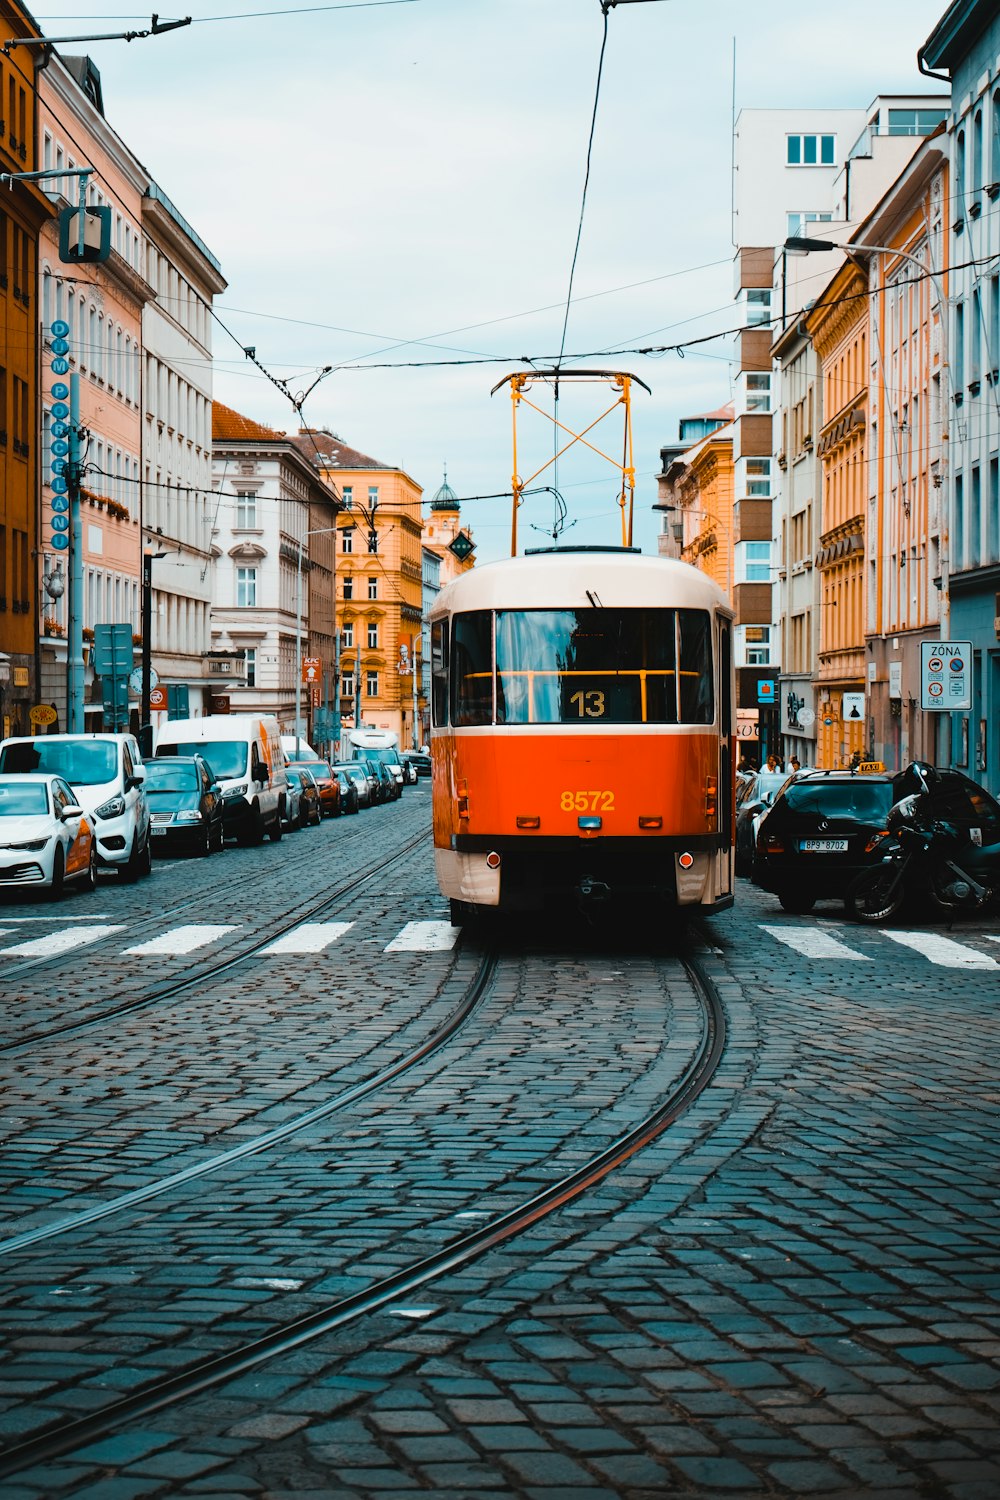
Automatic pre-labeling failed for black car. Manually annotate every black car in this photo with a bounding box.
[753,765,1000,913]
[287,766,322,827]
[144,755,224,856]
[402,750,431,779]
[370,759,401,803]
[734,770,791,876]
[333,766,360,814]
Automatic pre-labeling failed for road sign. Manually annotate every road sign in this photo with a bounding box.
[92,622,134,678]
[302,656,321,684]
[149,685,168,711]
[921,640,972,711]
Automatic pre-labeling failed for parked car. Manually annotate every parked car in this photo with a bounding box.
[402,750,430,780]
[370,758,401,803]
[334,761,375,810]
[0,774,97,895]
[0,732,150,881]
[734,770,791,876]
[751,764,1000,913]
[280,734,320,764]
[333,766,360,814]
[288,759,340,817]
[155,715,286,846]
[286,766,322,827]
[144,755,224,856]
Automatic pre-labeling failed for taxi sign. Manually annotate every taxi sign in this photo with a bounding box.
[920,640,971,711]
[857,760,886,774]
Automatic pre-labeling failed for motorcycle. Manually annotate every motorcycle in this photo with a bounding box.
[847,766,1000,924]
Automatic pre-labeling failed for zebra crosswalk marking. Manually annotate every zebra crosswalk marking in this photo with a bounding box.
[383,920,459,953]
[880,929,1000,970]
[123,925,239,956]
[262,922,354,955]
[758,924,872,961]
[0,926,126,959]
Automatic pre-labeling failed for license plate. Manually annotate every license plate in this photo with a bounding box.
[800,838,848,852]
[151,825,168,836]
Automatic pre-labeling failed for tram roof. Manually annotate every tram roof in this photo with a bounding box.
[431,548,731,616]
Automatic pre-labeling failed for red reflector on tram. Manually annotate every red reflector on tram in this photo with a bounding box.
[678,851,694,869]
[486,851,501,869]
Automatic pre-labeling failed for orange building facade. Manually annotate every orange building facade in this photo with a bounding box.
[806,260,869,768]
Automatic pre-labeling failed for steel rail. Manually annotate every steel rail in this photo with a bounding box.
[0,950,726,1481]
[0,947,498,1258]
[0,826,431,1056]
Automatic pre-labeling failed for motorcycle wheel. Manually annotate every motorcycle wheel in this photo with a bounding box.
[847,864,906,924]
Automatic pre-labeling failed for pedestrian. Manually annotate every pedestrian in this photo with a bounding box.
[790,755,801,773]
[766,753,779,772]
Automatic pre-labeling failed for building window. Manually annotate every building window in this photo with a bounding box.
[235,491,256,528]
[786,134,835,166]
[244,647,256,687]
[342,527,354,553]
[737,457,772,498]
[743,287,772,326]
[342,621,354,648]
[341,671,355,699]
[367,621,378,648]
[738,371,772,414]
[368,576,378,599]
[366,670,379,697]
[887,106,948,137]
[735,540,772,584]
[786,210,833,237]
[736,624,772,666]
[236,566,257,607]
[368,485,379,507]
[342,574,353,599]
[341,485,353,509]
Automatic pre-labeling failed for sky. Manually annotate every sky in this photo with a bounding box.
[37,0,950,563]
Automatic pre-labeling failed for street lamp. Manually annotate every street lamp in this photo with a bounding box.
[784,234,948,319]
[140,545,166,757]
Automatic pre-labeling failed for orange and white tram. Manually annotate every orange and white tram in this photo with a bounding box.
[430,545,736,923]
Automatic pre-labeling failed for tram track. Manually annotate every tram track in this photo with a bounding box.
[0,947,726,1482]
[0,824,431,1056]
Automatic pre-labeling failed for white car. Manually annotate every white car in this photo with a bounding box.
[0,733,150,881]
[0,774,97,894]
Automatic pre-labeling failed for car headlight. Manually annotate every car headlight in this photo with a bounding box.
[94,795,126,819]
[223,784,248,800]
[0,837,49,852]
[174,811,203,822]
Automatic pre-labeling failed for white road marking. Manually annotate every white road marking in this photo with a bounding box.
[0,925,126,958]
[384,920,459,953]
[261,922,354,955]
[881,930,999,970]
[0,915,113,922]
[123,925,238,956]
[759,924,872,961]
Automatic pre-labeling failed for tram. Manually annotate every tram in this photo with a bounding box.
[430,546,736,922]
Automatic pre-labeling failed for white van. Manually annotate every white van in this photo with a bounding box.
[280,734,319,763]
[348,727,407,788]
[0,732,151,880]
[154,715,287,845]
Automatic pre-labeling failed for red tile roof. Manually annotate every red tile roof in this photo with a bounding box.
[290,428,392,471]
[212,402,285,442]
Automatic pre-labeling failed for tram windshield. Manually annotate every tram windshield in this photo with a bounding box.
[446,608,714,726]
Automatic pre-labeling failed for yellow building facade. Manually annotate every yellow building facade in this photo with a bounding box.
[293,430,424,747]
[806,261,869,768]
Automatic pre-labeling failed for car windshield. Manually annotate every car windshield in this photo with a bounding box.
[0,738,117,785]
[309,762,333,779]
[159,741,247,778]
[0,783,49,816]
[784,781,893,821]
[145,763,198,792]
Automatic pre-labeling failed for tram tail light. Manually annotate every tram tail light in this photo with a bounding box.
[638,816,662,830]
[516,816,540,829]
[705,775,718,822]
[457,777,470,821]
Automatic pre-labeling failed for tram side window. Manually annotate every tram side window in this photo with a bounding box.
[451,610,493,726]
[677,610,714,725]
[431,619,449,727]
